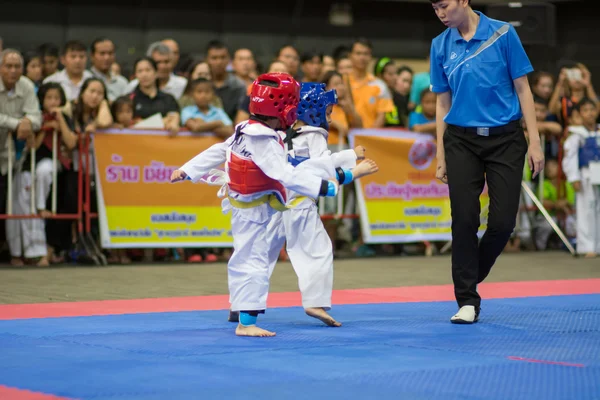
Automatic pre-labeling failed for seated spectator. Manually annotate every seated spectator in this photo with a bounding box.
[129,57,180,135]
[181,78,233,139]
[178,60,223,109]
[408,88,436,135]
[111,95,134,129]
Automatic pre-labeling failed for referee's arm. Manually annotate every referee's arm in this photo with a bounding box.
[435,92,451,161]
[429,43,451,184]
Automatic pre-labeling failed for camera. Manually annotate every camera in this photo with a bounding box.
[566,68,582,81]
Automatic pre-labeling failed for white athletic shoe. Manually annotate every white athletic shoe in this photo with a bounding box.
[450,305,479,324]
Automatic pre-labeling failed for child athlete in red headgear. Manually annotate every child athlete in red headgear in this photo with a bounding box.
[171,73,340,337]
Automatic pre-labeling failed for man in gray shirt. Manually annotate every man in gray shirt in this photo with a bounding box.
[0,49,41,240]
[205,40,246,121]
[90,37,129,102]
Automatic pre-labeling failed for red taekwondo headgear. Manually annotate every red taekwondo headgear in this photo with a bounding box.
[249,73,301,129]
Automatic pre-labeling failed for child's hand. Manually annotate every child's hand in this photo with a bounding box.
[43,120,60,131]
[354,145,366,160]
[572,181,581,192]
[170,169,187,183]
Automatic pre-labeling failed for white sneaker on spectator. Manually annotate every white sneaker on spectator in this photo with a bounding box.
[450,305,479,324]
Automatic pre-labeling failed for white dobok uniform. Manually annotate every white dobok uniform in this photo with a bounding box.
[266,125,357,310]
[562,125,600,254]
[180,120,329,312]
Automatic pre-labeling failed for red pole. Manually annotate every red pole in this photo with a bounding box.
[85,132,92,234]
[77,132,84,235]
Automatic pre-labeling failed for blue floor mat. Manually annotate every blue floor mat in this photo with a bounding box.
[0,295,599,400]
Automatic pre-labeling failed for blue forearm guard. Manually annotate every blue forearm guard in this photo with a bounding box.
[335,167,354,185]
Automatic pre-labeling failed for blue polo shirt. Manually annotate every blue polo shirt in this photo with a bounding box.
[181,104,232,126]
[430,11,533,128]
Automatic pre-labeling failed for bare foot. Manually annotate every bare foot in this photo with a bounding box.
[38,209,53,218]
[235,324,276,337]
[36,256,50,267]
[584,252,598,258]
[305,307,342,327]
[352,159,379,179]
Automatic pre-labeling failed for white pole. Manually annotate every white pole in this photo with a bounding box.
[7,133,13,215]
[30,147,36,214]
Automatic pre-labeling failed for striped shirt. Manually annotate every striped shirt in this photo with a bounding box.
[0,76,41,175]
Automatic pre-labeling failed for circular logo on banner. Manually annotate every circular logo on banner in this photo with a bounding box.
[408,139,436,170]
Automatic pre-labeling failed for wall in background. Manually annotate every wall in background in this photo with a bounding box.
[0,0,597,83]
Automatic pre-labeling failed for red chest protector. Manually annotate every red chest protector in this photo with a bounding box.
[227,122,287,203]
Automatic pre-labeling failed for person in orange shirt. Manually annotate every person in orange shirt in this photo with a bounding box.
[347,38,395,128]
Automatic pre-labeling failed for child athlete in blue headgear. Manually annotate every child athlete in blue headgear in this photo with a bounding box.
[265,82,379,326]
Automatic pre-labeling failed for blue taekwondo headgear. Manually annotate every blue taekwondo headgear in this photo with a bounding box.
[297,82,338,129]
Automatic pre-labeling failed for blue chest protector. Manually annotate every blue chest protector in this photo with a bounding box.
[579,135,600,168]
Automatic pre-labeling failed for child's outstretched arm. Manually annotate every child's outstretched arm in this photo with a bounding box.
[171,140,230,183]
[335,159,379,185]
[251,136,339,199]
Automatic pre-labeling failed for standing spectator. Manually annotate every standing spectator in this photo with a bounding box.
[23,51,43,92]
[231,48,256,88]
[394,66,413,127]
[300,51,324,83]
[127,42,187,100]
[348,38,394,128]
[409,53,431,112]
[37,43,60,80]
[43,40,93,101]
[321,70,363,145]
[205,40,246,121]
[161,39,181,74]
[530,71,554,104]
[374,57,409,128]
[0,49,42,249]
[7,83,76,266]
[277,45,301,80]
[336,56,353,76]
[322,55,336,76]
[549,63,598,124]
[89,38,129,102]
